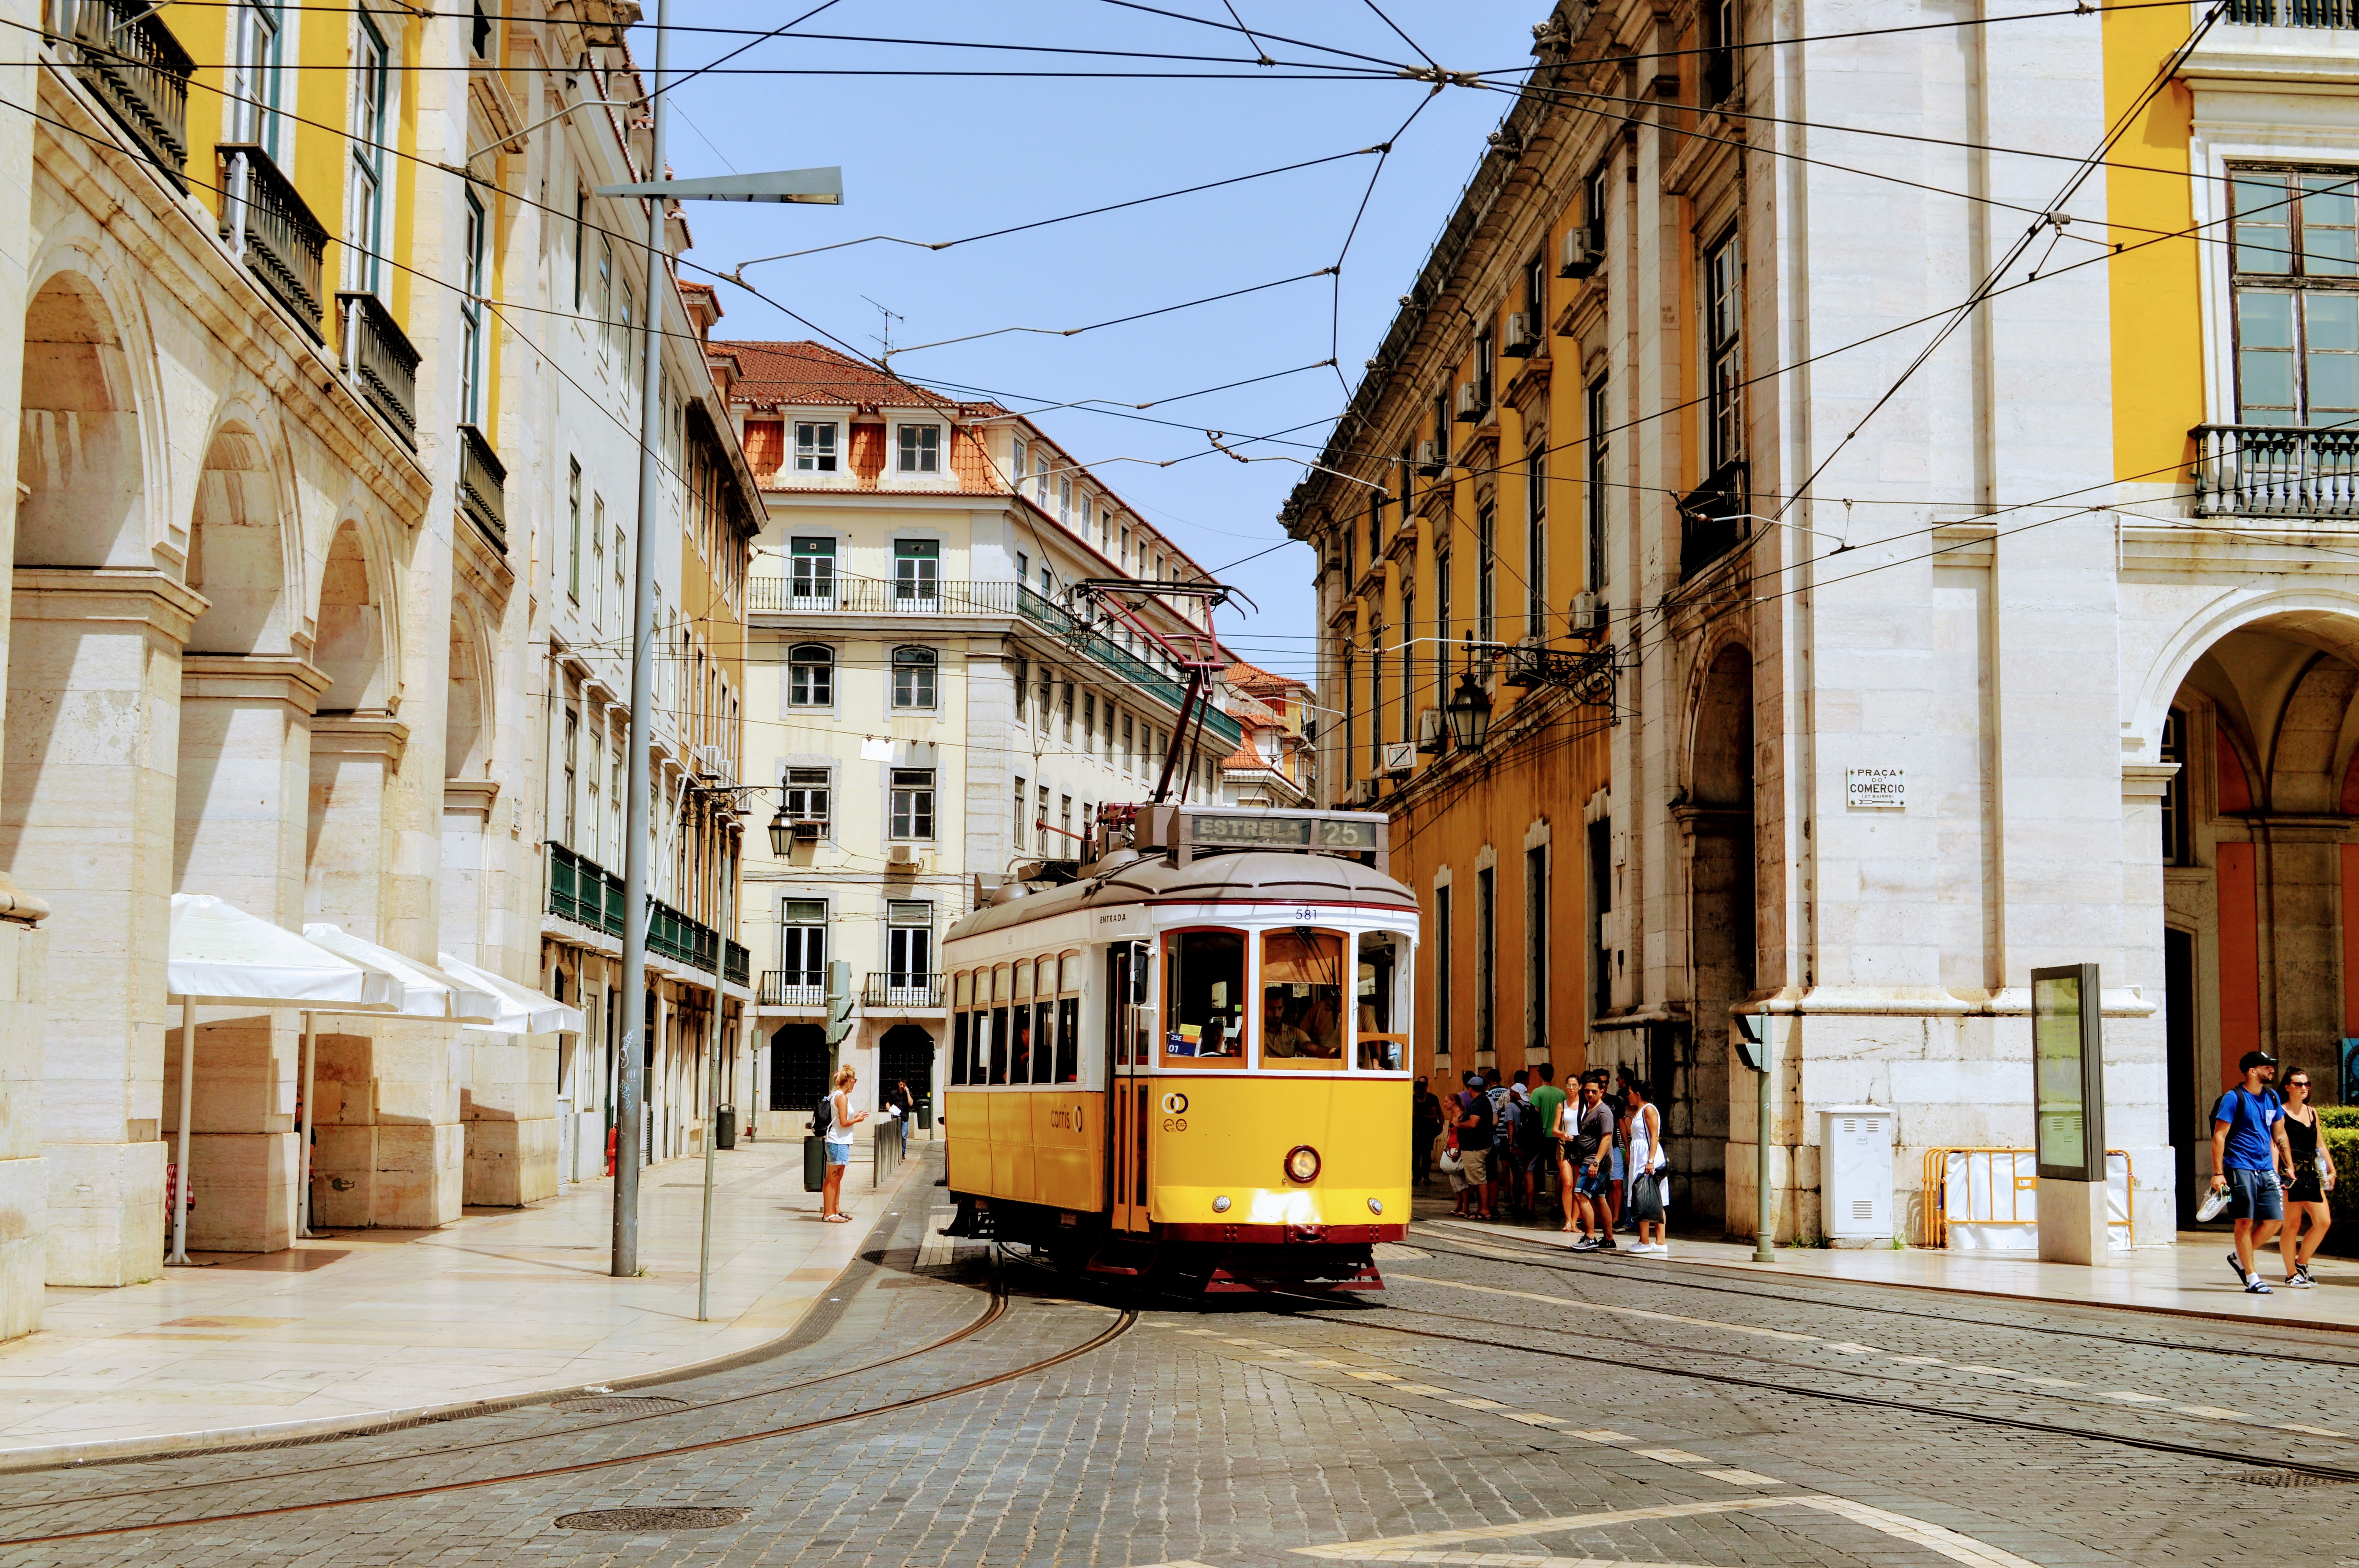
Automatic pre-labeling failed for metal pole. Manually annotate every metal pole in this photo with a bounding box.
[168,995,194,1265]
[1754,1005,1776,1264]
[612,0,672,1280]
[697,817,732,1322]
[298,1011,319,1239]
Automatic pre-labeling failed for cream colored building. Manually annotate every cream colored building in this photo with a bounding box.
[0,0,749,1342]
[717,343,1239,1123]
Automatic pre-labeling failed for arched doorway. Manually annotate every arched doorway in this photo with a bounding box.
[1682,642,1754,1228]
[768,1024,827,1121]
[878,1024,938,1122]
[2158,614,2359,1222]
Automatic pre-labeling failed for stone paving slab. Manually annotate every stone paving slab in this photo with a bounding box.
[0,1134,931,1465]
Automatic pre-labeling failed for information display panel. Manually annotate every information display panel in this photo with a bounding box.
[2031,962,2106,1182]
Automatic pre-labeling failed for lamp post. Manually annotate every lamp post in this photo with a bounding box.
[1444,670,1493,750]
[598,0,842,1282]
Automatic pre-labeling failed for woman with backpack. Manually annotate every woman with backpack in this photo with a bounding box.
[821,1063,867,1223]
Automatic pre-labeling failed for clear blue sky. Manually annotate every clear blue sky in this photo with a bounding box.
[656,2,1541,688]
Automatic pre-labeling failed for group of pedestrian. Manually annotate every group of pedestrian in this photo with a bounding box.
[1413,1064,1670,1255]
[2210,1049,2335,1294]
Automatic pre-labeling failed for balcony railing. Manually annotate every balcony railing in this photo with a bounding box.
[337,291,419,447]
[457,422,507,554]
[217,143,326,336]
[746,575,1018,616]
[1018,585,1245,749]
[47,0,193,189]
[759,971,825,1009]
[1677,460,1751,581]
[2226,0,2357,24]
[862,972,944,1010]
[547,842,743,985]
[2192,423,2359,518]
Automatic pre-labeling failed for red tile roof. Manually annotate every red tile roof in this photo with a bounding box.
[720,340,966,414]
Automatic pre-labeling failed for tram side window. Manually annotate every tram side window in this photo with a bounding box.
[1010,963,1033,1083]
[1357,931,1408,1072]
[1165,929,1249,1067]
[951,971,971,1085]
[1259,928,1346,1071]
[1057,950,1083,1082]
[1033,958,1056,1085]
[989,965,1010,1085]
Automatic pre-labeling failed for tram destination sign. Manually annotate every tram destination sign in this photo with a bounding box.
[1138,806,1389,872]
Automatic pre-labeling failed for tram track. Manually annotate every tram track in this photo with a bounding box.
[1407,1223,2359,1370]
[1275,1292,2359,1481]
[0,1261,1137,1549]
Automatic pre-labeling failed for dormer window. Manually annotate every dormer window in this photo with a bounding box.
[896,423,942,473]
[794,421,838,472]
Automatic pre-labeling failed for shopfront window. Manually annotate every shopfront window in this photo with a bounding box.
[1259,928,1346,1071]
[1356,931,1409,1071]
[1163,929,1248,1067]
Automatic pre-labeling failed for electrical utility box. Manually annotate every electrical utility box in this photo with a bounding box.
[1820,1105,1896,1243]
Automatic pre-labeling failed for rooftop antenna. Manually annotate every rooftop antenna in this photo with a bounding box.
[860,294,905,358]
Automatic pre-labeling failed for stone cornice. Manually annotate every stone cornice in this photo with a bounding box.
[12,567,210,644]
[311,711,411,764]
[182,654,334,713]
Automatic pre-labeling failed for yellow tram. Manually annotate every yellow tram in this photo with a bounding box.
[940,805,1416,1292]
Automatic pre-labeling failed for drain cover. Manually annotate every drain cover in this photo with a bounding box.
[2234,1471,2350,1488]
[551,1395,689,1415]
[552,1506,749,1532]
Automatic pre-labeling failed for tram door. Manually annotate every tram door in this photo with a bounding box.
[1107,940,1153,1232]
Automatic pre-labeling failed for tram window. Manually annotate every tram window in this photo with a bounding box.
[1259,928,1347,1071]
[989,964,1010,1085]
[951,973,973,1084]
[952,1009,970,1085]
[1058,995,1080,1082]
[1164,929,1249,1067]
[1357,931,1409,1072]
[1009,961,1033,1084]
[1032,959,1055,1084]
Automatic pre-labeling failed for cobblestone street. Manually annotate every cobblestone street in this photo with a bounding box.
[4,1151,2354,1567]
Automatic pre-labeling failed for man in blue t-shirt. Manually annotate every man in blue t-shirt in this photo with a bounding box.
[2210,1049,2297,1294]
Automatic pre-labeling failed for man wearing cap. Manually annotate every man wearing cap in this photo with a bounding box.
[1452,1072,1496,1221]
[2211,1049,2297,1294]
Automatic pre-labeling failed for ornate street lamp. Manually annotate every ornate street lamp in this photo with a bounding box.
[767,799,794,857]
[1445,671,1493,750]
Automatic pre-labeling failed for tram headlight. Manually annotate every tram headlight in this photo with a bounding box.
[1285,1145,1321,1184]
[1368,1198,1383,1216]
[1212,1195,1231,1213]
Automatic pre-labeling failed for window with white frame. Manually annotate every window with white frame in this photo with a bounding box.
[2232,166,2359,428]
[788,644,834,707]
[779,899,826,997]
[794,421,839,472]
[227,0,282,152]
[1705,231,1743,469]
[896,423,942,473]
[342,16,387,292]
[889,768,936,839]
[887,900,934,988]
[782,767,830,831]
[791,537,836,607]
[891,646,938,709]
[458,194,486,426]
[893,539,939,606]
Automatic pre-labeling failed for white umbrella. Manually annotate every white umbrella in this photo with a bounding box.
[165,895,401,1263]
[303,924,500,1022]
[439,952,586,1036]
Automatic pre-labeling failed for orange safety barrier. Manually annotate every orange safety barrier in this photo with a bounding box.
[1920,1147,2133,1250]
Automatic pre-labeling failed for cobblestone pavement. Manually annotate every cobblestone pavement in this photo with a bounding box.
[4,1158,2357,1567]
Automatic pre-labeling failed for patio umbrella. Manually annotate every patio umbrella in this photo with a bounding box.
[439,952,586,1036]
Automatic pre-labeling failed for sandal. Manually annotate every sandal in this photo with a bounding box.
[823,1213,851,1223]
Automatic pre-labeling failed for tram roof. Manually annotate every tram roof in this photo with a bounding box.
[947,849,1417,943]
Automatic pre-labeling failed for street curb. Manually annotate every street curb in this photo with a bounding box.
[1421,1217,2359,1337]
[0,1146,934,1475]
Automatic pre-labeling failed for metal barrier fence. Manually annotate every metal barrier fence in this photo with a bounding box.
[1920,1147,2134,1250]
[873,1120,904,1187]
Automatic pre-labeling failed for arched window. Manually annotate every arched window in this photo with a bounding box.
[788,643,833,707]
[892,645,938,709]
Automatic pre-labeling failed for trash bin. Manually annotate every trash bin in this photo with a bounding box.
[803,1134,826,1192]
[917,1101,934,1133]
[715,1105,737,1150]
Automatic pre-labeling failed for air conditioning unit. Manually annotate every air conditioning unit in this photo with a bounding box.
[1382,741,1415,778]
[1570,591,1607,639]
[1455,382,1484,423]
[887,843,921,868]
[791,819,825,842]
[1415,707,1445,754]
[1341,780,1378,808]
[694,742,727,779]
[1503,311,1542,358]
[1560,230,1602,279]
[1416,439,1447,477]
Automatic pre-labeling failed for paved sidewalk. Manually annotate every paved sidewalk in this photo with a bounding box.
[1428,1209,2359,1331]
[0,1132,929,1464]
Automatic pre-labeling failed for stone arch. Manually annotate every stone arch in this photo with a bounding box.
[1674,635,1754,1230]
[312,521,389,713]
[183,408,296,657]
[1684,636,1755,808]
[2130,588,2359,758]
[15,267,151,568]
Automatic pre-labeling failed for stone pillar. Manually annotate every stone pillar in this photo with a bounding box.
[2121,766,2179,1245]
[8,568,204,1285]
[438,780,497,964]
[309,1016,463,1230]
[462,1025,558,1207]
[0,901,51,1339]
[307,713,409,943]
[169,656,329,1253]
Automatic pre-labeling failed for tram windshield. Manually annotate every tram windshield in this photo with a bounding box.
[1357,930,1408,1071]
[1163,928,1249,1068]
[1259,928,1346,1071]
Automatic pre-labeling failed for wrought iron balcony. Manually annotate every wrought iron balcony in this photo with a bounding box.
[548,842,744,986]
[1677,460,1751,581]
[725,941,750,988]
[336,291,419,447]
[47,0,193,189]
[2192,424,2359,519]
[216,143,326,336]
[862,972,944,1011]
[456,422,507,554]
[745,576,1018,616]
[758,971,825,1009]
[2226,0,2357,24]
[1018,584,1246,748]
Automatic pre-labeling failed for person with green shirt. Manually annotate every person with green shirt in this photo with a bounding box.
[1529,1062,1567,1215]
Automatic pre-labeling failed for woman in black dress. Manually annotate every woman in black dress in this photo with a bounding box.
[2279,1069,2335,1287]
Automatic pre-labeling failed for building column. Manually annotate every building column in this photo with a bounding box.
[8,568,204,1285]
[170,654,330,1253]
[2121,765,2179,1245]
